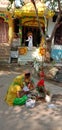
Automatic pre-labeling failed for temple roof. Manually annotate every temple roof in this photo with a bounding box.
[14,1,54,18]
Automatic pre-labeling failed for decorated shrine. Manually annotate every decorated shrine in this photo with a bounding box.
[0,0,55,63]
[13,0,54,46]
[0,0,54,45]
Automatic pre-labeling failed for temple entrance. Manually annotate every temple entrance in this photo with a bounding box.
[0,18,8,43]
[22,26,42,47]
[13,18,45,47]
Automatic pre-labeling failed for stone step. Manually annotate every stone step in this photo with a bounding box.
[0,56,9,59]
[0,54,10,57]
[0,59,9,63]
[0,43,10,62]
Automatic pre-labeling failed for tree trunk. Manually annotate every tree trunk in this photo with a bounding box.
[46,12,61,52]
[31,0,46,41]
[46,0,62,52]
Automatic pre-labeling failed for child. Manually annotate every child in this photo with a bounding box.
[36,68,46,99]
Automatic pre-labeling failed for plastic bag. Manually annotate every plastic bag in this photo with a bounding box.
[26,99,36,108]
[48,104,57,109]
[45,95,51,103]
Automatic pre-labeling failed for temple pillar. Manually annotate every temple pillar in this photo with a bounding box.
[19,19,22,46]
[8,13,14,44]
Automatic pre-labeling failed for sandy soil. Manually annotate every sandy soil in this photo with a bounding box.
[0,62,62,130]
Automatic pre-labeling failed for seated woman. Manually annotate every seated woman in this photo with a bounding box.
[5,72,34,106]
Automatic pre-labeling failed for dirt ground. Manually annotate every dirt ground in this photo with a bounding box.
[0,62,62,87]
[0,62,62,130]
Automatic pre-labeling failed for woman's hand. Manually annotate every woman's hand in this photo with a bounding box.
[17,91,25,98]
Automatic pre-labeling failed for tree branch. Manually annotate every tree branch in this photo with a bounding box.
[47,0,62,42]
[57,0,62,12]
[49,13,61,42]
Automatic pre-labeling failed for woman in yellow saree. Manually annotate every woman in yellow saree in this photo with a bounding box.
[5,72,34,106]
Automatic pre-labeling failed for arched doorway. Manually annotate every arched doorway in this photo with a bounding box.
[22,26,44,47]
[0,18,8,43]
